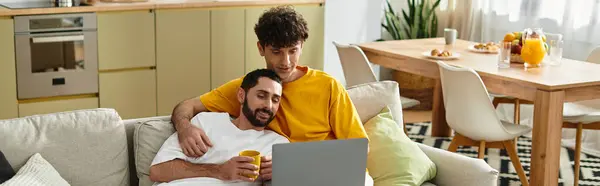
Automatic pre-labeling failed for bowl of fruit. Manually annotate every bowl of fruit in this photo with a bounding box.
[504,30,549,64]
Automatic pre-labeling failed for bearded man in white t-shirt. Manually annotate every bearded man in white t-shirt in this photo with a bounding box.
[149,69,289,186]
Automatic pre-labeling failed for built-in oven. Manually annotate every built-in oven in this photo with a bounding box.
[14,13,98,99]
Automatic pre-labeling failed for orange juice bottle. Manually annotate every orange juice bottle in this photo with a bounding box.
[521,38,546,67]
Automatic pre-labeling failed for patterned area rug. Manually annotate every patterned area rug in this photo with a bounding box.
[406,122,600,186]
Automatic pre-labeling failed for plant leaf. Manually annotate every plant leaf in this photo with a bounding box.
[402,9,411,27]
[383,12,396,39]
[431,12,438,37]
[386,0,397,17]
[386,12,401,40]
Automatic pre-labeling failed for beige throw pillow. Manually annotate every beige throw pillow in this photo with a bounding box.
[1,153,69,186]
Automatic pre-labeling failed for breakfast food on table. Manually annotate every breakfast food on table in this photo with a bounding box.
[504,29,548,64]
[431,49,441,56]
[472,41,499,52]
[430,49,452,57]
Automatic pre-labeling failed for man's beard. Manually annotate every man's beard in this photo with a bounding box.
[242,97,275,127]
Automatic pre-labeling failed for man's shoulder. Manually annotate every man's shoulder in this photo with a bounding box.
[305,68,343,87]
[191,112,232,127]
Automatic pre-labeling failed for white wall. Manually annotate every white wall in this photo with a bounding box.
[323,0,385,86]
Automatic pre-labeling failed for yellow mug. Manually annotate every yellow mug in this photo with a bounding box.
[238,150,261,179]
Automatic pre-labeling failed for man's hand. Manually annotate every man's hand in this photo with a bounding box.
[217,156,259,182]
[259,155,273,181]
[177,122,213,157]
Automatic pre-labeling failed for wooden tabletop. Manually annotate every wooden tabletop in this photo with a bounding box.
[359,38,600,91]
[0,0,324,16]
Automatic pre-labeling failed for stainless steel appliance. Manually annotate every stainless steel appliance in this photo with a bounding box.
[15,13,98,99]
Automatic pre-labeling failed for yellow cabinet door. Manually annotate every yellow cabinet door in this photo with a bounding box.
[0,17,18,119]
[295,5,325,70]
[18,97,99,117]
[211,8,245,89]
[98,10,156,70]
[244,5,325,72]
[99,69,157,119]
[156,9,211,116]
[244,7,270,73]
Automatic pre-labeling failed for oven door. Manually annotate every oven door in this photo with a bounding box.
[15,31,98,99]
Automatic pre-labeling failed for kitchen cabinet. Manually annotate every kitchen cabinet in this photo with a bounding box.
[295,5,325,70]
[99,69,157,119]
[244,7,270,73]
[0,17,18,119]
[98,10,156,70]
[211,8,246,89]
[156,9,211,116]
[18,97,99,117]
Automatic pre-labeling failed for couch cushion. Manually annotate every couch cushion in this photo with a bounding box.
[1,153,69,186]
[365,107,436,186]
[346,81,404,126]
[133,117,173,186]
[0,108,129,186]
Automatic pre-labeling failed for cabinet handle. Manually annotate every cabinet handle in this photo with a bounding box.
[31,35,84,43]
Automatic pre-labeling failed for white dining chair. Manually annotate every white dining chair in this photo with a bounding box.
[560,46,600,186]
[586,46,600,64]
[436,60,531,186]
[332,41,420,109]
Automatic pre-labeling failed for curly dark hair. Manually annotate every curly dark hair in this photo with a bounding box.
[254,5,309,48]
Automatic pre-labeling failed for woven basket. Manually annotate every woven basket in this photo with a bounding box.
[510,54,525,63]
[392,71,435,111]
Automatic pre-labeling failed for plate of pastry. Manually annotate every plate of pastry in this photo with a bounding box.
[468,42,499,53]
[423,49,460,60]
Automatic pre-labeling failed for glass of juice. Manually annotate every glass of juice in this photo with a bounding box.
[521,28,547,68]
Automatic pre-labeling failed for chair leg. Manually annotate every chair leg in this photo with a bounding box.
[478,141,486,159]
[492,97,500,108]
[514,99,521,125]
[574,124,583,186]
[448,136,460,152]
[513,99,521,143]
[503,140,529,186]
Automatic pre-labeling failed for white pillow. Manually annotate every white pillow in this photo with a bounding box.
[346,81,404,127]
[1,153,70,186]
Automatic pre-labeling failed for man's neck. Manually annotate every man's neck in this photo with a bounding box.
[232,115,263,131]
[282,68,307,83]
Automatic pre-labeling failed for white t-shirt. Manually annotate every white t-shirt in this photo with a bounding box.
[151,112,290,186]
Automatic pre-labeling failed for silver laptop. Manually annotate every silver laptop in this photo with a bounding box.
[269,138,368,186]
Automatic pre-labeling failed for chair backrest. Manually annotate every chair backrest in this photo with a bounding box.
[436,61,510,141]
[333,41,378,87]
[587,46,600,64]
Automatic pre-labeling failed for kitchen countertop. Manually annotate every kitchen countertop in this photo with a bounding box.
[0,0,324,16]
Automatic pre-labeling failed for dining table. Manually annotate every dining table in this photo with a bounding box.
[358,38,600,186]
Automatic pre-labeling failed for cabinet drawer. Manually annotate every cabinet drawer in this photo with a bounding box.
[18,97,99,117]
[99,69,157,119]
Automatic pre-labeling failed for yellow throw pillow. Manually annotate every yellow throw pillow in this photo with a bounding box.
[365,107,436,186]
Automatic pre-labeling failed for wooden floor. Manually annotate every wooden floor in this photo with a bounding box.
[403,110,432,123]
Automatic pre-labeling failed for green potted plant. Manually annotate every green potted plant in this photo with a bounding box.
[380,0,441,110]
[380,0,441,40]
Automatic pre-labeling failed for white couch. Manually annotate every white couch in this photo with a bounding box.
[0,81,498,186]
